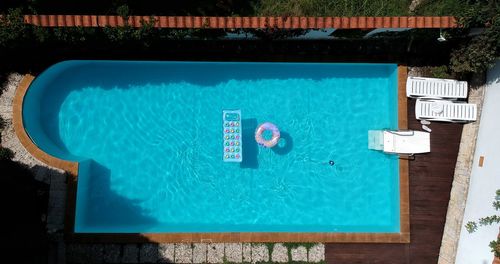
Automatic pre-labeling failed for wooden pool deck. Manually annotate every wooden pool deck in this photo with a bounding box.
[325,98,464,263]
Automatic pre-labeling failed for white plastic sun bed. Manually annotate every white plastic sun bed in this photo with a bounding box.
[368,130,430,155]
[415,99,477,123]
[406,76,468,99]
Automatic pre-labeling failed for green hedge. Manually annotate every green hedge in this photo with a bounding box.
[1,1,499,74]
[449,0,500,74]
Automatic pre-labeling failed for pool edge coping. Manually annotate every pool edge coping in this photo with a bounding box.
[13,65,409,243]
[12,74,80,238]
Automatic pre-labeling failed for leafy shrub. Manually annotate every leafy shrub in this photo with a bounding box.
[466,189,500,258]
[429,66,453,79]
[103,16,158,46]
[457,0,499,28]
[117,4,130,21]
[491,237,500,258]
[32,26,50,43]
[0,8,28,48]
[450,27,499,74]
[244,28,308,40]
[450,0,500,74]
[0,115,5,130]
[103,25,134,43]
[53,27,94,44]
[0,147,14,160]
[134,17,158,46]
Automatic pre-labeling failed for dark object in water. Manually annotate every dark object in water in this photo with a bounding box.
[329,160,335,166]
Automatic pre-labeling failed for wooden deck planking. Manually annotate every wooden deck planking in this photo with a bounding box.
[326,98,463,264]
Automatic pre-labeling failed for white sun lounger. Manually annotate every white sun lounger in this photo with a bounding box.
[368,130,430,155]
[415,99,477,122]
[406,76,468,99]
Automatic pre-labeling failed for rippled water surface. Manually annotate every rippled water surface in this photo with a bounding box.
[28,61,399,232]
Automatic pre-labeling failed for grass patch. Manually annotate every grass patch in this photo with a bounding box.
[420,65,455,79]
[414,0,470,16]
[254,0,411,17]
[284,242,317,263]
[429,66,453,79]
[283,242,316,250]
[261,242,275,256]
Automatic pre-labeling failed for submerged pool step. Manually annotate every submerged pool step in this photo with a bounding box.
[223,110,242,162]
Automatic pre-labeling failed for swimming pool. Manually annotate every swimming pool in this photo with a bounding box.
[22,61,400,234]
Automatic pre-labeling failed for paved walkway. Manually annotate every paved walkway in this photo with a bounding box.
[67,242,324,264]
[455,61,500,263]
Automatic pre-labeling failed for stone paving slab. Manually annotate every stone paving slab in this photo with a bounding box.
[66,244,88,264]
[175,243,192,263]
[207,243,224,263]
[251,244,269,263]
[271,243,288,263]
[308,244,325,263]
[139,243,157,263]
[122,244,139,263]
[67,244,103,264]
[158,243,175,263]
[192,243,207,263]
[57,241,327,264]
[46,206,65,231]
[225,243,242,263]
[242,243,252,263]
[89,244,104,264]
[104,244,121,263]
[48,189,66,208]
[291,246,308,262]
[50,240,328,264]
[33,165,54,183]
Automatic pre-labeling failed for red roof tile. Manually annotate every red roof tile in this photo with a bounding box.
[366,17,374,28]
[400,16,408,28]
[333,17,341,28]
[349,17,358,28]
[408,17,416,28]
[242,17,250,28]
[416,16,425,28]
[20,15,459,29]
[291,17,300,28]
[48,15,56,27]
[32,15,40,26]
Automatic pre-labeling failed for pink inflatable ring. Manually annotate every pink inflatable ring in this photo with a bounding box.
[255,122,280,148]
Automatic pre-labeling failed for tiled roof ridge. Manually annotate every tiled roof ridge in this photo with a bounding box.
[15,15,458,28]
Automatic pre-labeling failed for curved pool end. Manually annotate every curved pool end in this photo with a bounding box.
[13,74,79,237]
[13,74,79,175]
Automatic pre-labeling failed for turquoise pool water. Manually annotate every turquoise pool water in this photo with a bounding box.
[23,61,399,233]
